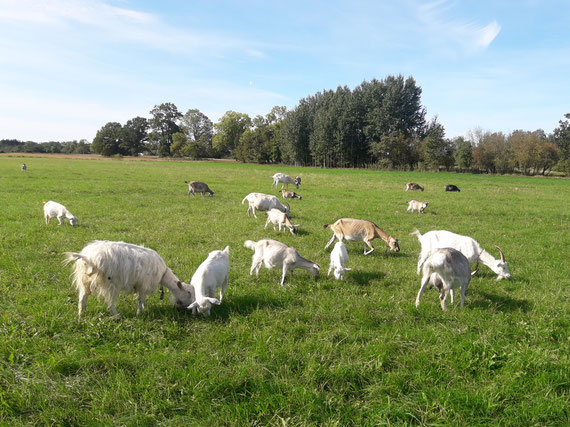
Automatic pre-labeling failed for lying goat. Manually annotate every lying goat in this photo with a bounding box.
[412,229,511,280]
[407,200,430,214]
[405,182,423,191]
[324,218,400,255]
[328,241,351,280]
[272,173,300,189]
[64,240,195,319]
[445,184,460,192]
[244,238,320,286]
[185,180,214,197]
[242,192,291,219]
[265,208,299,236]
[43,201,78,226]
[415,248,474,311]
[280,189,302,200]
[186,246,229,316]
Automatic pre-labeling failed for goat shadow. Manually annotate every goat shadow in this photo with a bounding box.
[349,270,385,287]
[469,290,532,313]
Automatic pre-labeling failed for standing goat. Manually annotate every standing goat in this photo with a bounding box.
[407,200,430,214]
[265,209,299,236]
[242,192,291,219]
[244,239,320,286]
[64,240,195,319]
[328,241,351,280]
[280,189,302,200]
[405,182,423,191]
[185,181,214,197]
[415,248,473,311]
[186,246,229,316]
[272,173,300,189]
[324,218,400,255]
[411,229,511,280]
[43,201,78,226]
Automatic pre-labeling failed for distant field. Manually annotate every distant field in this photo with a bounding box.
[1,155,568,425]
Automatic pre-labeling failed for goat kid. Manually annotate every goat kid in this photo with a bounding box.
[244,239,320,286]
[186,246,229,316]
[185,181,214,197]
[272,173,300,189]
[64,240,195,319]
[328,241,351,280]
[407,200,430,214]
[324,218,400,255]
[242,192,291,219]
[43,201,78,226]
[405,182,423,191]
[280,189,302,200]
[265,208,300,236]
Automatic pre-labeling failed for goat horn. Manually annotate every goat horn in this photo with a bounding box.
[495,245,506,262]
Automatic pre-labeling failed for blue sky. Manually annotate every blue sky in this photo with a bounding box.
[1,0,569,142]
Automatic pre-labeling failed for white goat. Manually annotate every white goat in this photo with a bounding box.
[64,240,195,319]
[272,173,300,189]
[415,248,473,311]
[412,229,511,280]
[242,192,291,219]
[244,239,320,286]
[324,218,400,255]
[43,201,78,226]
[265,209,300,236]
[328,241,351,280]
[185,180,214,197]
[407,200,430,214]
[186,246,229,316]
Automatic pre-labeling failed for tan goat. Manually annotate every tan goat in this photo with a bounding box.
[280,189,302,200]
[324,218,400,255]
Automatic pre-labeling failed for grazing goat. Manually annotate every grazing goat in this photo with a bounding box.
[244,239,320,286]
[445,184,461,192]
[280,189,302,200]
[265,208,300,236]
[324,218,400,255]
[185,181,214,197]
[272,173,300,189]
[405,182,423,191]
[407,200,430,214]
[328,241,351,280]
[186,246,229,316]
[63,240,195,319]
[21,163,27,171]
[242,192,291,219]
[415,248,473,311]
[43,201,78,226]
[411,229,511,280]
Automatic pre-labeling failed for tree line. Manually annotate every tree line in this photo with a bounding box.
[2,74,569,175]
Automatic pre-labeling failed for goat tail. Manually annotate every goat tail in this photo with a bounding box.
[243,240,256,251]
[241,196,248,204]
[63,252,83,266]
[410,228,422,238]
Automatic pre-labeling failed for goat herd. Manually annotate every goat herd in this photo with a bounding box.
[42,169,511,319]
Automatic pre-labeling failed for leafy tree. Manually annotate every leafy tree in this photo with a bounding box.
[552,113,570,160]
[149,103,182,157]
[121,117,149,156]
[180,109,213,157]
[472,131,512,174]
[75,139,91,154]
[212,111,251,157]
[453,137,473,171]
[91,122,123,156]
[170,132,188,158]
[420,117,453,170]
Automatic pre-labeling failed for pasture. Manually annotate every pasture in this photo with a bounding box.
[1,156,568,425]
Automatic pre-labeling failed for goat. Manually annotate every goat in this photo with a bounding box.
[445,184,460,192]
[411,229,511,280]
[185,181,214,197]
[272,173,300,189]
[244,239,320,286]
[265,209,299,236]
[324,218,400,255]
[63,240,195,319]
[328,241,351,280]
[43,201,78,226]
[405,182,423,191]
[21,163,27,171]
[280,189,302,200]
[186,246,229,316]
[415,248,473,311]
[407,200,430,214]
[242,192,291,219]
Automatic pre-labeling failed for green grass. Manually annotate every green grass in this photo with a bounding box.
[1,155,569,425]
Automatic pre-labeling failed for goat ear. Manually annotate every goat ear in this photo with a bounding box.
[177,281,183,290]
[187,301,198,310]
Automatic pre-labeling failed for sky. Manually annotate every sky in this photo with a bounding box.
[1,0,569,142]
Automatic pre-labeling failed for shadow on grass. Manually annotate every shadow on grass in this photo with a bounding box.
[470,290,532,313]
[350,270,385,287]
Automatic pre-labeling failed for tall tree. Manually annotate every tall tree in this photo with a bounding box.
[453,137,473,171]
[121,116,149,156]
[552,113,570,160]
[180,109,214,157]
[149,103,182,157]
[420,117,453,170]
[91,122,123,156]
[212,111,251,157]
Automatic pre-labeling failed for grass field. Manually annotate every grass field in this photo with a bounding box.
[1,155,568,425]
